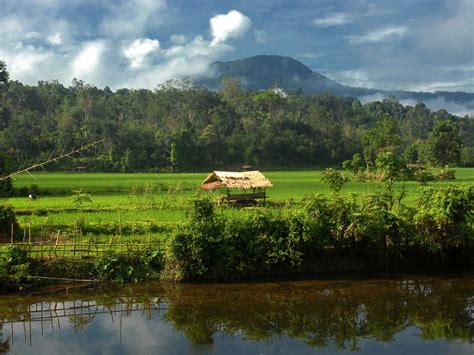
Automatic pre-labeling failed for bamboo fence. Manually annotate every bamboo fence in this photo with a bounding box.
[1,223,166,259]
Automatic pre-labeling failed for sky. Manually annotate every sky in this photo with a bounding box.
[1,0,473,92]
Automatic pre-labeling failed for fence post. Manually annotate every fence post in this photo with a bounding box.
[28,221,32,244]
[40,227,44,259]
[10,223,14,244]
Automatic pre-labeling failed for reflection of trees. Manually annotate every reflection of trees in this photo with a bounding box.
[0,324,11,354]
[0,278,473,350]
[162,278,474,349]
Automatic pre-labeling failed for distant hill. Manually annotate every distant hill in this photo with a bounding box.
[199,55,474,115]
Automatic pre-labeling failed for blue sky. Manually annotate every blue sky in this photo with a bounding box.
[1,0,473,92]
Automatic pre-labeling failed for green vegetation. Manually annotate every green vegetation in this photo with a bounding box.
[0,59,473,288]
[165,184,473,281]
[0,60,472,173]
[0,170,472,244]
[1,173,471,289]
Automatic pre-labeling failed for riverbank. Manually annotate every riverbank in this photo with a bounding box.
[1,245,473,295]
[1,184,473,293]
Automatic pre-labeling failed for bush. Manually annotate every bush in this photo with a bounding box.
[94,252,138,283]
[0,204,19,238]
[0,178,14,198]
[414,185,474,251]
[321,168,348,193]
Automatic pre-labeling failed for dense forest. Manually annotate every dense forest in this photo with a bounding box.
[0,61,473,173]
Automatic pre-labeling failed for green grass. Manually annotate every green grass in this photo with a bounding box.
[3,168,473,240]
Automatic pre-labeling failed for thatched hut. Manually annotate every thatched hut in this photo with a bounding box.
[200,171,273,204]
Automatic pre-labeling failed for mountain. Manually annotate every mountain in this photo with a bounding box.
[199,55,474,115]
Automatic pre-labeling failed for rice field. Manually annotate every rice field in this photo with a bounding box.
[3,168,474,242]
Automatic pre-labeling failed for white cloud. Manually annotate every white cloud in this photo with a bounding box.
[123,38,160,69]
[0,44,52,78]
[210,10,251,45]
[72,41,106,79]
[347,26,408,44]
[0,4,253,90]
[99,0,166,38]
[358,93,386,104]
[406,97,474,116]
[330,69,376,88]
[47,33,62,46]
[254,30,269,44]
[170,34,187,45]
[296,53,321,59]
[313,13,353,27]
[406,80,474,92]
[361,94,473,117]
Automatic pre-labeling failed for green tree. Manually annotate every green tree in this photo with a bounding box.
[0,60,9,87]
[321,168,348,193]
[423,119,462,166]
[362,115,401,171]
[0,155,14,198]
[375,149,404,181]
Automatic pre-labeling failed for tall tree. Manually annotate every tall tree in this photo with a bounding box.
[362,114,401,171]
[0,61,9,87]
[423,119,462,166]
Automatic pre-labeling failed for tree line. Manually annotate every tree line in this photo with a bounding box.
[0,61,473,174]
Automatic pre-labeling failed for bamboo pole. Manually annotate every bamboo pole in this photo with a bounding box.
[28,221,32,244]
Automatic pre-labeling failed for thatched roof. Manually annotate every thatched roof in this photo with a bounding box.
[201,171,273,190]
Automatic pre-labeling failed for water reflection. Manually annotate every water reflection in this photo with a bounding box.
[0,275,473,354]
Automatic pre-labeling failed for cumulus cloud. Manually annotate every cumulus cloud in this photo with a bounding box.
[72,41,107,79]
[347,26,408,44]
[0,44,53,79]
[210,10,251,45]
[313,13,353,27]
[0,2,253,89]
[123,38,160,69]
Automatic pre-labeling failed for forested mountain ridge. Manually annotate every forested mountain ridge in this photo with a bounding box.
[0,59,473,172]
[201,55,474,113]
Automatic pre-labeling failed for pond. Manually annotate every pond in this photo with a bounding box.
[0,274,473,354]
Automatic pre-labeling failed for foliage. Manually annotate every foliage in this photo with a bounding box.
[94,252,138,283]
[423,119,462,166]
[69,189,93,208]
[0,154,14,197]
[362,115,401,170]
[0,76,471,173]
[94,248,163,283]
[4,245,28,267]
[2,245,30,281]
[0,204,18,237]
[0,60,8,87]
[414,185,474,251]
[166,184,474,280]
[375,149,405,181]
[320,168,348,193]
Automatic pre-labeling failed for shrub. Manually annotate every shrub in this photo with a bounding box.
[321,168,348,193]
[0,204,19,238]
[0,178,14,198]
[94,252,138,283]
[414,185,474,251]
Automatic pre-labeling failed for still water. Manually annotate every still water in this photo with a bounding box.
[0,275,473,354]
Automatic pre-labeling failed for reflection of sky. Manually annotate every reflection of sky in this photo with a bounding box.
[2,310,473,354]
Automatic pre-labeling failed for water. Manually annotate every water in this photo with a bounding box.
[0,275,473,354]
